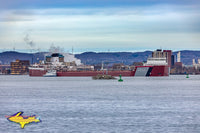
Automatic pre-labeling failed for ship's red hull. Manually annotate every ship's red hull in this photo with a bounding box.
[57,71,134,77]
[29,65,169,77]
[29,69,46,76]
[150,65,169,76]
[132,65,169,76]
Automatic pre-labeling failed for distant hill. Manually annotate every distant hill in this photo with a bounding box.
[0,50,200,65]
[75,51,152,65]
[0,51,47,64]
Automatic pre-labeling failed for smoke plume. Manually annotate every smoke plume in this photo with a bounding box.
[24,33,35,48]
[49,44,64,53]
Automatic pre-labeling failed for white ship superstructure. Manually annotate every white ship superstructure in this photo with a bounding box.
[144,57,168,66]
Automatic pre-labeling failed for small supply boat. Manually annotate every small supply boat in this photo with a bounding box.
[92,74,116,80]
[43,70,57,77]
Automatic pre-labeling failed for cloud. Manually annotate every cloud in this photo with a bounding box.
[24,32,35,48]
[0,3,200,51]
[0,10,35,22]
[1,0,200,10]
[23,6,200,33]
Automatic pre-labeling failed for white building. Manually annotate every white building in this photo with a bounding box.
[193,59,200,69]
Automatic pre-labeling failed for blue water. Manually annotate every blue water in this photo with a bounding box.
[0,75,200,133]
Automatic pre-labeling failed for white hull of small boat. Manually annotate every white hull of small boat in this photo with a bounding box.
[43,70,57,77]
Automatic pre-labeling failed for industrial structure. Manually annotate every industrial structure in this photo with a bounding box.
[152,49,172,67]
[193,59,200,69]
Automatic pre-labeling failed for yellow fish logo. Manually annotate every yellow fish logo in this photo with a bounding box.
[7,111,41,128]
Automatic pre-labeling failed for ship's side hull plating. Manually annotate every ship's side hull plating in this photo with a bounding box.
[57,71,134,77]
[29,66,169,77]
[29,69,46,76]
[133,65,169,76]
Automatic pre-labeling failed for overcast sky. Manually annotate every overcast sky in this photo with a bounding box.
[0,0,200,53]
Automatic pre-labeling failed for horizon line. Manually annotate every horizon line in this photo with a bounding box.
[0,49,199,54]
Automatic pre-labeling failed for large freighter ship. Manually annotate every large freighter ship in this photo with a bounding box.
[29,53,169,77]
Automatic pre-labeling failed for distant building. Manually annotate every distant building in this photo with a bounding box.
[177,51,181,62]
[175,62,183,68]
[171,55,175,67]
[193,58,200,70]
[0,65,10,75]
[11,60,30,75]
[163,50,172,67]
[112,63,130,70]
[133,62,143,66]
[152,49,172,67]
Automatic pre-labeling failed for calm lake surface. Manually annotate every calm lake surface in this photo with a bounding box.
[0,75,200,133]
